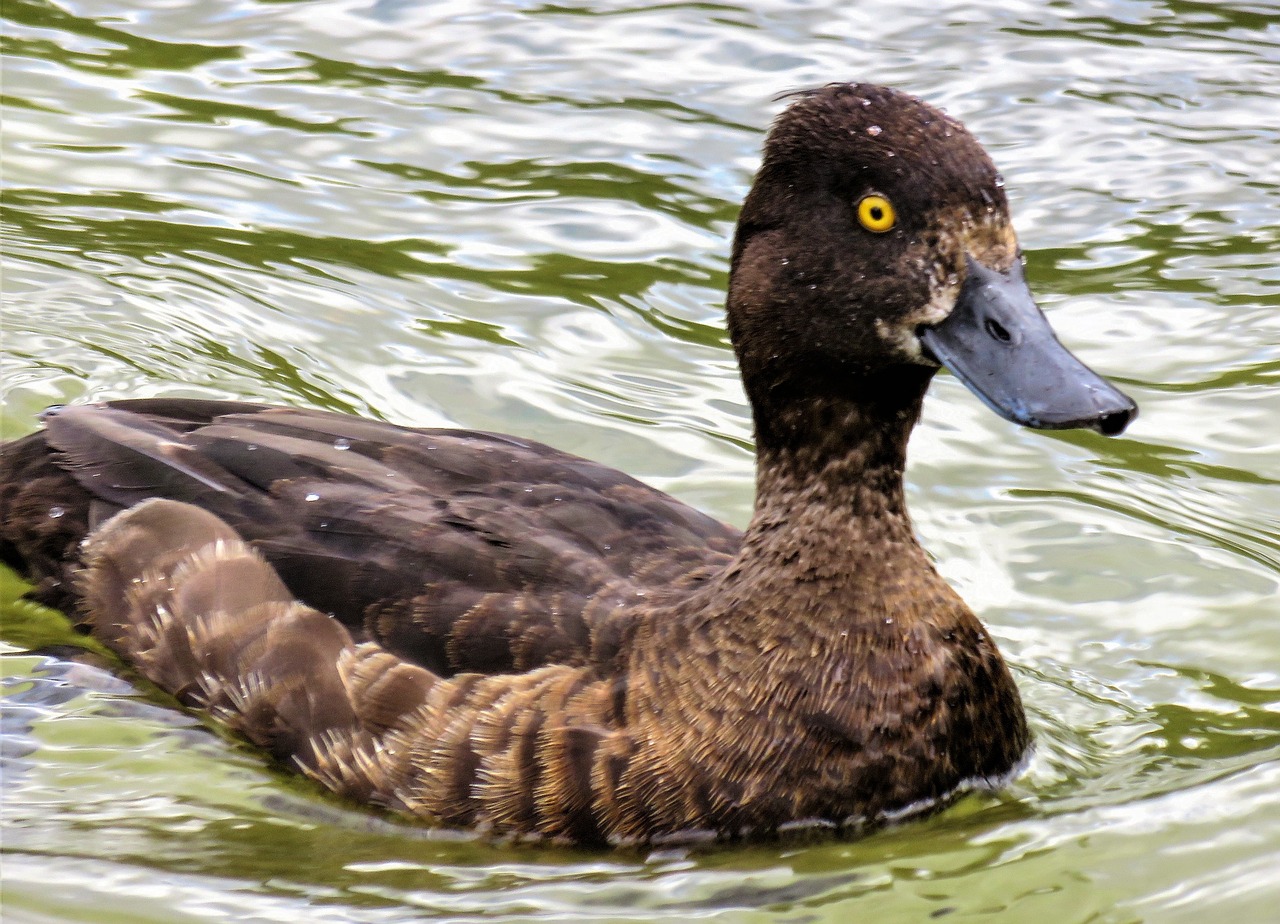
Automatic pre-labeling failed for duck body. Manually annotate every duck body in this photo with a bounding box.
[2,395,1025,842]
[0,84,1135,845]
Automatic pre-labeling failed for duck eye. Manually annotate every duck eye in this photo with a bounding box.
[856,194,896,233]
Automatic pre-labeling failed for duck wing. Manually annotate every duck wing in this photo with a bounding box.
[79,497,635,843]
[1,398,740,674]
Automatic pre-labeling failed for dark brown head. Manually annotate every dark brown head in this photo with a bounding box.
[728,83,1136,449]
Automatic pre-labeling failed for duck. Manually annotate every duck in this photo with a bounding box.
[0,83,1137,846]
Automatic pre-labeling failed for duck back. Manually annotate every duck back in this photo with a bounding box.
[1,398,740,676]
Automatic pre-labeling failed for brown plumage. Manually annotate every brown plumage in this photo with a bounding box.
[0,83,1137,845]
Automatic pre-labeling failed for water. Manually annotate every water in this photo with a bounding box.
[2,1,1278,921]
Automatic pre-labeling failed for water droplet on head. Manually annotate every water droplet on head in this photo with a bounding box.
[866,124,882,137]
[333,438,350,451]
[48,506,65,519]
[994,173,1006,188]
[245,444,258,451]
[305,492,320,502]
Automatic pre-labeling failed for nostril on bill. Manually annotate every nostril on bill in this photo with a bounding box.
[984,318,1011,342]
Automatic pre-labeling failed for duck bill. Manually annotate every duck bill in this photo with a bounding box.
[919,255,1137,436]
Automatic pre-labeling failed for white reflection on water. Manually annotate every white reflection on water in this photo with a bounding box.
[2,0,1278,921]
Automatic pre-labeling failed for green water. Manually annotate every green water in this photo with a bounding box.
[2,1,1277,921]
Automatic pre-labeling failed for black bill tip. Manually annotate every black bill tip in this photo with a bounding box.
[1095,404,1137,437]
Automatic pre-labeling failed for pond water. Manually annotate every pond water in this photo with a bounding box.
[2,1,1278,921]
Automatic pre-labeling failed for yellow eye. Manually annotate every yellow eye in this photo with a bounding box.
[856,194,896,233]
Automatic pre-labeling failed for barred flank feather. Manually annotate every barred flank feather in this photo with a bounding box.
[77,500,638,840]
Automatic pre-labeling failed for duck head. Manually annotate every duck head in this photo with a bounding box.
[728,83,1136,449]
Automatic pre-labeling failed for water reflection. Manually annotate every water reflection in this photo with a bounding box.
[2,0,1278,921]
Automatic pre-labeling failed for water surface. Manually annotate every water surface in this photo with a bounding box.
[3,1,1278,921]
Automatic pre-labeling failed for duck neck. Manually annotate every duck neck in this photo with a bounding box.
[735,365,940,615]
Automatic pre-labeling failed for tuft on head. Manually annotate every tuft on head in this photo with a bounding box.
[748,83,1008,239]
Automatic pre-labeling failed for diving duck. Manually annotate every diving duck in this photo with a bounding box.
[0,83,1136,846]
